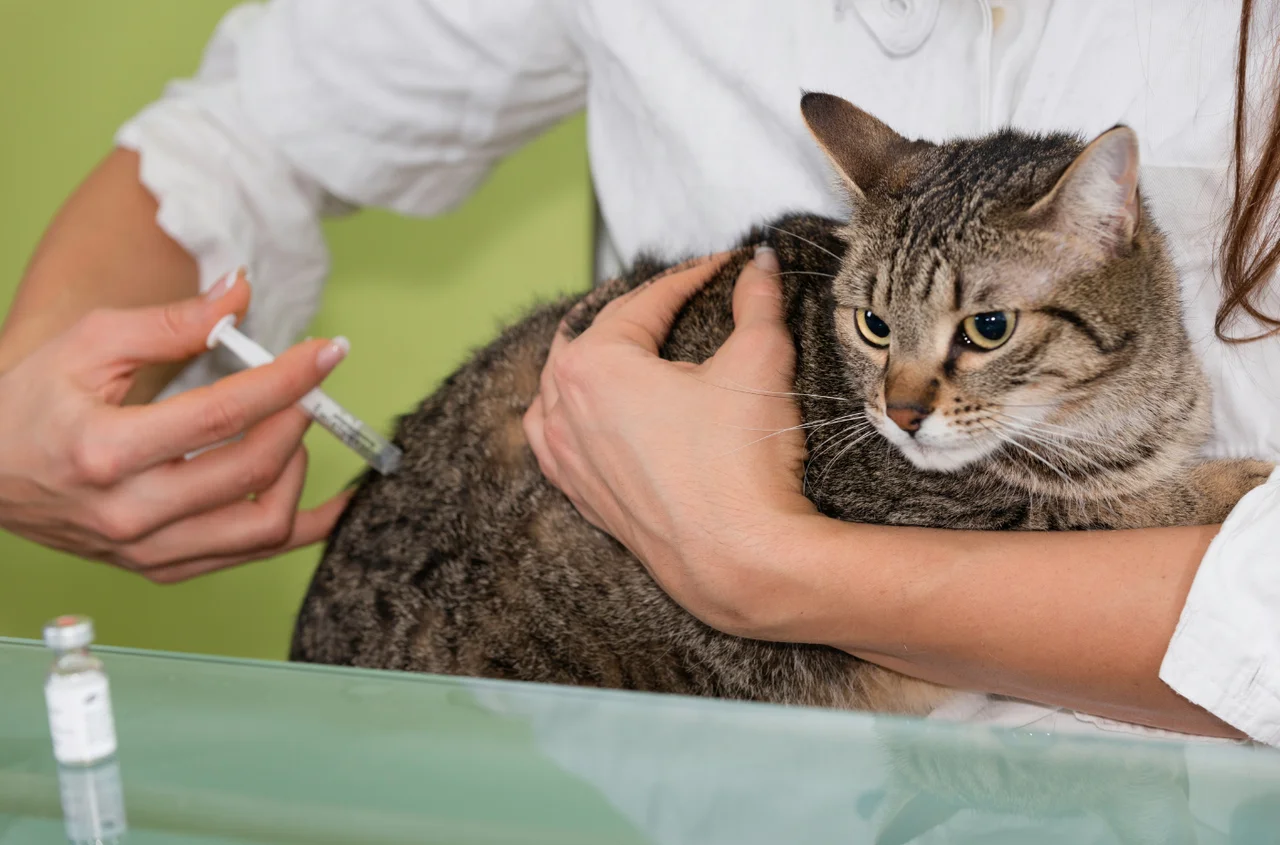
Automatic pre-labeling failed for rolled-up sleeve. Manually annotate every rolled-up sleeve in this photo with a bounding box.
[116,0,585,395]
[1160,467,1280,746]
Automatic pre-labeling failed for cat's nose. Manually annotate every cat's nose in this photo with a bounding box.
[886,403,930,435]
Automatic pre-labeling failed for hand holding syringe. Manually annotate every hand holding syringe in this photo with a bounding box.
[207,316,403,475]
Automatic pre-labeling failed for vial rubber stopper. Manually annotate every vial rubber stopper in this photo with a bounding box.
[44,615,95,651]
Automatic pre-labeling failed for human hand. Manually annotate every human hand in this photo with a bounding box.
[523,248,820,638]
[0,270,351,582]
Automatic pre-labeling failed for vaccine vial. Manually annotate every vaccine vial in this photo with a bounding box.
[43,616,118,767]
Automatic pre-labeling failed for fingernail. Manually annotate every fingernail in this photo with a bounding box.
[753,245,780,273]
[204,270,238,301]
[316,336,349,372]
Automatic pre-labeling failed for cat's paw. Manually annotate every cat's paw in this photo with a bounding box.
[1213,458,1274,496]
[1189,459,1275,522]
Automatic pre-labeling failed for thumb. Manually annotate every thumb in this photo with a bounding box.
[710,246,796,389]
[79,269,252,367]
[731,246,786,332]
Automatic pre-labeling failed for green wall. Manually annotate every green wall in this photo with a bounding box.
[0,2,592,659]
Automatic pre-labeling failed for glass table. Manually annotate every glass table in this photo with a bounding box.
[2,636,1279,844]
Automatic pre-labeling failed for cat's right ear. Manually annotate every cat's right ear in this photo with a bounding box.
[800,92,920,199]
[1024,126,1141,256]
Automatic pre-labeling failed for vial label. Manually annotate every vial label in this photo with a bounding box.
[45,671,118,765]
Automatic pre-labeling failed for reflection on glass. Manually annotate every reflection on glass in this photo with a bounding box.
[57,758,126,845]
[870,718,1195,845]
[4,639,1280,845]
[470,681,1280,845]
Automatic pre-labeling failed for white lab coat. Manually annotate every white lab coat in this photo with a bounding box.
[117,0,1280,746]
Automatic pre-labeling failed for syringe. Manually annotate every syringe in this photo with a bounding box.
[206,315,403,475]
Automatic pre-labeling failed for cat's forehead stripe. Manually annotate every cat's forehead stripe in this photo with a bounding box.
[878,251,963,316]
[876,146,1069,316]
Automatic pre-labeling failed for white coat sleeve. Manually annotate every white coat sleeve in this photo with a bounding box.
[115,0,585,396]
[1160,467,1280,746]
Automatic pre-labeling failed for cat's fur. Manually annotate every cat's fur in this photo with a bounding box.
[291,94,1271,714]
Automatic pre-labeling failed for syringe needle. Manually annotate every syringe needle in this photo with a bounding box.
[206,315,403,475]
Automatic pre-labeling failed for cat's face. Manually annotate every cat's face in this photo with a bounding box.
[801,94,1160,475]
[835,245,1083,473]
[833,200,1137,473]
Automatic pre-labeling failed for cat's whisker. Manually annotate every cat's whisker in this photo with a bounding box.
[999,424,1114,473]
[993,410,1099,437]
[807,429,861,489]
[994,402,1062,409]
[773,270,838,280]
[991,413,1124,450]
[806,420,875,462]
[714,414,869,459]
[805,433,868,483]
[993,421,1134,477]
[805,431,874,480]
[760,224,844,262]
[802,422,877,492]
[815,428,881,482]
[701,376,853,404]
[816,432,880,482]
[1019,438,1116,472]
[806,418,873,449]
[721,411,865,435]
[991,422,1119,513]
[980,421,1075,487]
[992,412,1129,449]
[993,417,1114,465]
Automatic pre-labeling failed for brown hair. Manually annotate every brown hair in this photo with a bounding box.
[1219,0,1280,342]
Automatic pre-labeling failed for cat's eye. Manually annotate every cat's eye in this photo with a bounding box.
[854,309,891,348]
[961,310,1017,350]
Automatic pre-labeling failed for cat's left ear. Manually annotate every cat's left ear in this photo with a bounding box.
[1025,126,1141,255]
[800,92,922,199]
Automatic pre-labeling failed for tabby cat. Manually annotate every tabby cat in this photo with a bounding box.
[291,93,1271,715]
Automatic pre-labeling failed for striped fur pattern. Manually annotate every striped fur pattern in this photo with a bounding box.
[290,96,1270,713]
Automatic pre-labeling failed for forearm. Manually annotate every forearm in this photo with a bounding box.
[785,516,1238,737]
[0,148,197,400]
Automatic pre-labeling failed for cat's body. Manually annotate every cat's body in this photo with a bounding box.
[291,96,1270,714]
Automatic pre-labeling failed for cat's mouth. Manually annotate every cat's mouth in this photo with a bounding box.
[870,409,1003,473]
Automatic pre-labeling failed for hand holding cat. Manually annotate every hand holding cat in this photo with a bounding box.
[524,248,821,637]
[0,272,351,582]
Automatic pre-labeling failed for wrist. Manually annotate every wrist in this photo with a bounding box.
[736,511,880,645]
[756,513,966,652]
